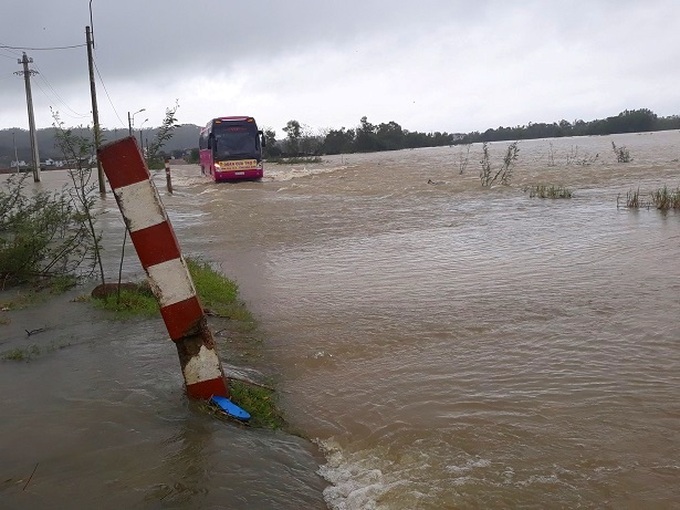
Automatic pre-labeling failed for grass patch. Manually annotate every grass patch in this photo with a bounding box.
[228,379,285,429]
[193,380,285,430]
[91,288,159,318]
[187,258,255,327]
[88,258,253,326]
[2,345,40,361]
[525,184,573,199]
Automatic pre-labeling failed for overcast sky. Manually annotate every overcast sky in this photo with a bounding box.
[1,0,679,136]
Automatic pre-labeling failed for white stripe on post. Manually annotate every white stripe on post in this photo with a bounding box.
[113,180,166,232]
[146,258,196,308]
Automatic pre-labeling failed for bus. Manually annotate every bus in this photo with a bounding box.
[199,116,265,181]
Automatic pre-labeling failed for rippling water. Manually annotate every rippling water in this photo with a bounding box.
[2,131,680,508]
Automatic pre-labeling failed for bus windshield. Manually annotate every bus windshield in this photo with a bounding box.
[213,123,259,160]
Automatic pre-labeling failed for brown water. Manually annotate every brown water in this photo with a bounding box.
[2,131,680,508]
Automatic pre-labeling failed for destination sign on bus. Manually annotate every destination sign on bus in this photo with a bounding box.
[215,159,258,170]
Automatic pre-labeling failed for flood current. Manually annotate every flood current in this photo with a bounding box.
[2,131,679,508]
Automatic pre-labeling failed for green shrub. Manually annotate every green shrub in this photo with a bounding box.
[0,174,92,287]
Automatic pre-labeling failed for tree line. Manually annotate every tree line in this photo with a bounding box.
[2,108,678,168]
[263,108,680,159]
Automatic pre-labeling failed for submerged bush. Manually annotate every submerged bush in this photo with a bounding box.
[651,185,680,210]
[612,141,632,163]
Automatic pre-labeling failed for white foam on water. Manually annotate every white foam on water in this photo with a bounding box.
[264,164,347,182]
[315,438,389,510]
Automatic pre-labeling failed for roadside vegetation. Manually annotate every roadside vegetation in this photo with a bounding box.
[0,172,99,289]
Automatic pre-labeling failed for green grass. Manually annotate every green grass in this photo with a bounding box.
[228,380,285,429]
[90,288,159,318]
[187,258,254,326]
[1,345,40,361]
[525,184,573,199]
[88,258,253,325]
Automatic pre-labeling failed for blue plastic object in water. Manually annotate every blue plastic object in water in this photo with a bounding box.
[210,395,251,421]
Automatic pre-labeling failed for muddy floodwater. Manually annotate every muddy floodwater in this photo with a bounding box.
[2,131,680,509]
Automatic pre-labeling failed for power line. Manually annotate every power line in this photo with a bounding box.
[32,78,87,121]
[32,62,88,119]
[0,43,86,51]
[92,56,126,128]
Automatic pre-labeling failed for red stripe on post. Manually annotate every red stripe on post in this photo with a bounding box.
[185,377,229,399]
[160,297,205,341]
[130,222,182,269]
[98,137,149,189]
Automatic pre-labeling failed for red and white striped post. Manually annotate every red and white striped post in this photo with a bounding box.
[164,158,173,194]
[98,136,229,399]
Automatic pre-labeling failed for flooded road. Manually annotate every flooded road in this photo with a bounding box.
[2,131,680,508]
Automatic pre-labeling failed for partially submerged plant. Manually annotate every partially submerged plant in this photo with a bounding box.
[458,143,471,174]
[480,141,519,187]
[566,145,599,166]
[612,141,632,163]
[618,185,680,210]
[651,185,680,210]
[525,184,573,199]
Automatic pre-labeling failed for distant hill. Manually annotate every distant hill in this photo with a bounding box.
[0,124,202,168]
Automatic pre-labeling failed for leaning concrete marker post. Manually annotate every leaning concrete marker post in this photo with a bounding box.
[98,136,229,399]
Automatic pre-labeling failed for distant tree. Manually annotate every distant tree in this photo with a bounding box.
[376,121,405,150]
[355,116,382,152]
[321,127,355,154]
[146,100,180,169]
[283,120,302,156]
[289,123,321,156]
[187,148,199,163]
[262,128,281,159]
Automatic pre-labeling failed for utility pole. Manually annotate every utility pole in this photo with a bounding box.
[86,25,106,194]
[15,53,40,182]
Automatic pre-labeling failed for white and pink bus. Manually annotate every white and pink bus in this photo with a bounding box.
[199,116,265,181]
